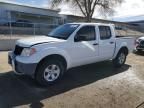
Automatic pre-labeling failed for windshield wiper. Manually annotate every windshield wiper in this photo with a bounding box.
[55,37,65,39]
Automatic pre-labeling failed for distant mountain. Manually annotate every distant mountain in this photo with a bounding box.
[113,15,144,22]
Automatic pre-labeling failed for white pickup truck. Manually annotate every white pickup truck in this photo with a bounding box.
[8,23,135,86]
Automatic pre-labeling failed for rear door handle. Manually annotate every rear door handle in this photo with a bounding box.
[93,43,99,46]
[110,42,114,44]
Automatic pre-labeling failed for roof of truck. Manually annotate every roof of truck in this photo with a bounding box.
[69,22,114,26]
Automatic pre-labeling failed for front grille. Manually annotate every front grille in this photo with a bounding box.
[14,45,24,55]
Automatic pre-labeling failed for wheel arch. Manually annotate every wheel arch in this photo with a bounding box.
[113,46,128,68]
[113,45,129,59]
[119,46,129,56]
[38,54,67,67]
[34,54,67,86]
[35,54,67,75]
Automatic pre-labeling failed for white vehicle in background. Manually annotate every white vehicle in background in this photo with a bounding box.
[8,23,135,86]
[135,36,144,52]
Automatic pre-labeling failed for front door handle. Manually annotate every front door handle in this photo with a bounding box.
[93,43,99,46]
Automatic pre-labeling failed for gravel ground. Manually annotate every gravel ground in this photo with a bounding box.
[0,51,144,108]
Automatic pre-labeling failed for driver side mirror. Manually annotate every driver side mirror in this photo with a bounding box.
[74,34,87,42]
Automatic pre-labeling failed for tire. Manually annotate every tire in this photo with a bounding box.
[35,59,66,86]
[113,50,127,68]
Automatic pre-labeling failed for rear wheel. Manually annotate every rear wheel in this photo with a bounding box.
[113,50,127,68]
[35,59,66,86]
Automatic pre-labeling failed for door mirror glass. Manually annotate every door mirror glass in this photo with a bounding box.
[75,35,87,42]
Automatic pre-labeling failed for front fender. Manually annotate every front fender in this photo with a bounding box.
[16,47,72,69]
[39,47,71,68]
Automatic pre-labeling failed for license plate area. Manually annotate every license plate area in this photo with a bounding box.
[12,60,16,72]
[9,53,16,72]
[8,55,12,65]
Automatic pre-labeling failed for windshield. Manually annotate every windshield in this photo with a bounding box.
[48,24,79,40]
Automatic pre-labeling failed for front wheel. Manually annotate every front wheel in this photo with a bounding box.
[113,50,127,68]
[35,59,66,86]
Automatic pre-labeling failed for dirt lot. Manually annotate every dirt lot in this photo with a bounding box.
[0,51,144,108]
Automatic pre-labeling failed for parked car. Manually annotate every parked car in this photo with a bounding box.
[135,36,144,52]
[8,23,135,86]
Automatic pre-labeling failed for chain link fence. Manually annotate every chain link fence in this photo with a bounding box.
[0,21,59,50]
[0,20,144,51]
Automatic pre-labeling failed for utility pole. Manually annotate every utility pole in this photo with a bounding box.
[8,11,13,50]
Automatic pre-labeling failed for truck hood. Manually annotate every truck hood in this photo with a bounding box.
[16,36,65,47]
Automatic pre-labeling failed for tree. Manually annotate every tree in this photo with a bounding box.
[50,0,123,22]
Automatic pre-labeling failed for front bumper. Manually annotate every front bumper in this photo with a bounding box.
[8,52,37,76]
[136,46,144,50]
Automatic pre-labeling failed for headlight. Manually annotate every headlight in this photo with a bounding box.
[135,39,140,43]
[21,48,36,57]
[136,39,139,43]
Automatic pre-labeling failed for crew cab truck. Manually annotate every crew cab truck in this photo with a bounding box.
[8,23,135,86]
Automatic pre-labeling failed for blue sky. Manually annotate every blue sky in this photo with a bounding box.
[1,0,144,21]
[12,0,44,5]
[1,0,49,7]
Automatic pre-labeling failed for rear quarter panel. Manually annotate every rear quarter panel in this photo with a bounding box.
[113,37,135,59]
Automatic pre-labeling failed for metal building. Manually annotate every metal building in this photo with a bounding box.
[0,2,60,25]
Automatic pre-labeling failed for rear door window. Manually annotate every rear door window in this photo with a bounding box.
[99,26,112,40]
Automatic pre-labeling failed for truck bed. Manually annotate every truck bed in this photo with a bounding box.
[115,36,135,54]
[116,35,136,39]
